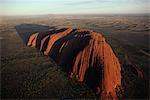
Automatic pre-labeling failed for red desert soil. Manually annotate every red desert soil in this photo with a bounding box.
[27,28,121,99]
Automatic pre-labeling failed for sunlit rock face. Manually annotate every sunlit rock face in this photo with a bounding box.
[26,28,121,99]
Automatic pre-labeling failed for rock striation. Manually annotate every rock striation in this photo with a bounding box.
[26,28,121,99]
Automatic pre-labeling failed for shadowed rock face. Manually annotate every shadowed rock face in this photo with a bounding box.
[25,28,121,99]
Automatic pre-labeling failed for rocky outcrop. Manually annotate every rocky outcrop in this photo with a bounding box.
[26,28,121,99]
[27,32,38,47]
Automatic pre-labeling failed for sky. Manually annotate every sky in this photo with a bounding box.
[0,0,149,15]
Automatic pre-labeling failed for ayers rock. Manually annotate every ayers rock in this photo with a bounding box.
[26,27,121,99]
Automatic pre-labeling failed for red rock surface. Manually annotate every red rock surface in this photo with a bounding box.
[44,28,73,55]
[27,32,38,47]
[26,28,121,99]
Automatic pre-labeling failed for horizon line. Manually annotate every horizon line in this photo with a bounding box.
[1,13,150,17]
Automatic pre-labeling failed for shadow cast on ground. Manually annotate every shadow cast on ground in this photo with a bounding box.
[15,24,56,44]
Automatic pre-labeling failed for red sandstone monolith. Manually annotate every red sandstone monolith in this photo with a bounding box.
[27,28,121,99]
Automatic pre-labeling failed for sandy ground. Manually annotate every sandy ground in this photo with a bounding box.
[0,15,149,99]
